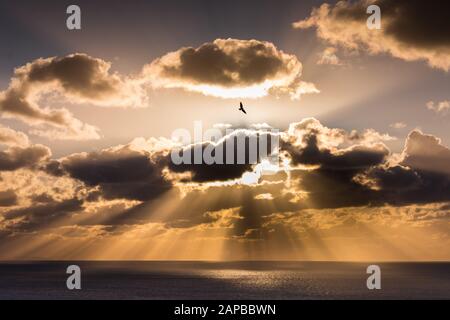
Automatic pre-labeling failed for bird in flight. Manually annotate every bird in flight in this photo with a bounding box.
[238,102,247,114]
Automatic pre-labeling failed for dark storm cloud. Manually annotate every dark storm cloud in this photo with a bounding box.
[0,145,50,171]
[60,146,171,201]
[293,0,450,70]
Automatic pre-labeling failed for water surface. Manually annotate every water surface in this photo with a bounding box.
[0,261,448,299]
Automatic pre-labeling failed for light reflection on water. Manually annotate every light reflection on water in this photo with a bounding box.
[0,261,449,299]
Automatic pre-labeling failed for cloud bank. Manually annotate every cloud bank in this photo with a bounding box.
[1,119,450,260]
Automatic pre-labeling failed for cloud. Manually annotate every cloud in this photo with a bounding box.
[317,47,342,65]
[0,122,445,220]
[0,190,18,207]
[0,144,50,171]
[213,123,233,130]
[285,134,389,170]
[285,118,395,149]
[34,119,450,213]
[0,124,29,147]
[390,122,407,129]
[251,123,272,130]
[168,129,279,183]
[2,120,450,260]
[254,193,274,200]
[0,53,146,140]
[31,193,55,204]
[293,0,450,71]
[143,38,319,99]
[427,100,450,115]
[59,144,172,201]
[355,130,450,205]
[280,119,392,208]
[278,119,450,208]
[402,130,450,175]
[2,198,84,233]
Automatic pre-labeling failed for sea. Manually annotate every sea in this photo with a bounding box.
[0,261,448,299]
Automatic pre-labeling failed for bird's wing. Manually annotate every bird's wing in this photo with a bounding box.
[240,102,243,108]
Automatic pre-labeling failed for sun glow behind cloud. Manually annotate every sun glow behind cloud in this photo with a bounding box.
[2,124,450,261]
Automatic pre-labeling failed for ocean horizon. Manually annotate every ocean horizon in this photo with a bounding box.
[0,261,448,300]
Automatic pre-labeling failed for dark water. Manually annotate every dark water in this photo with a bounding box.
[0,261,449,299]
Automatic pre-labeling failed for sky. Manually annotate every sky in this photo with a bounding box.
[0,0,449,260]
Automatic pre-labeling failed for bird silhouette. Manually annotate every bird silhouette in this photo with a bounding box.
[238,102,247,114]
